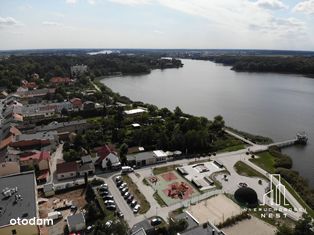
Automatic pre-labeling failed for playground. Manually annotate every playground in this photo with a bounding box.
[146,170,199,206]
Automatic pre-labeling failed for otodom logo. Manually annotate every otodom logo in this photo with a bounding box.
[261,174,289,206]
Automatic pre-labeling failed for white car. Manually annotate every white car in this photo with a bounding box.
[100,184,108,189]
[133,204,140,213]
[104,200,115,205]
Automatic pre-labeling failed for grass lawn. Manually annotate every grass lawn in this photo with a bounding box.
[250,151,276,173]
[152,164,180,175]
[234,161,268,180]
[153,192,167,207]
[219,144,245,153]
[122,175,150,214]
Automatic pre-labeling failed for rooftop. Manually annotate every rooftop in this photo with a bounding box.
[67,212,85,228]
[14,131,57,142]
[127,151,155,162]
[56,161,78,174]
[124,108,146,115]
[34,120,87,132]
[0,171,37,227]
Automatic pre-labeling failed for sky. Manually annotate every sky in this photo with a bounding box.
[0,0,314,50]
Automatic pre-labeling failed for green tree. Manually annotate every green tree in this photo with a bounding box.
[119,143,128,165]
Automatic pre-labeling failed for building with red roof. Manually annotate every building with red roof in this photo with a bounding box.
[50,77,72,85]
[56,161,78,180]
[20,151,50,171]
[95,145,121,170]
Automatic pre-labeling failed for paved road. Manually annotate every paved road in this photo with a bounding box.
[49,143,64,184]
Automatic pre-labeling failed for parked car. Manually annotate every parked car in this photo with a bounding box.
[121,187,128,194]
[103,195,114,200]
[133,204,140,213]
[121,166,134,174]
[99,187,108,193]
[100,183,108,189]
[123,192,130,199]
[115,176,122,182]
[104,200,115,206]
[106,205,116,211]
[117,211,124,218]
[130,200,137,207]
[119,183,127,190]
[127,194,134,203]
[151,217,162,226]
[116,181,123,187]
[99,191,109,196]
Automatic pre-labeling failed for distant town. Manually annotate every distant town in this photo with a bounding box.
[0,50,313,235]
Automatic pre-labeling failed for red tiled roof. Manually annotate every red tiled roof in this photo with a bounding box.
[10,126,21,136]
[95,145,114,164]
[0,136,13,150]
[50,77,71,84]
[56,161,78,174]
[20,151,50,162]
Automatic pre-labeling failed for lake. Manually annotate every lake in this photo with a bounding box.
[101,59,314,186]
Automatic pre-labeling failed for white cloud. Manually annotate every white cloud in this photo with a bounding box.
[255,0,288,10]
[293,0,314,14]
[0,17,21,27]
[65,0,78,4]
[109,0,152,5]
[42,21,63,27]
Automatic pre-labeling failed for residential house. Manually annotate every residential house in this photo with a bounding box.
[19,151,50,171]
[56,162,78,180]
[16,88,56,103]
[21,80,38,89]
[95,145,121,170]
[70,98,83,109]
[83,101,95,110]
[10,131,59,151]
[31,120,91,135]
[78,162,95,176]
[50,77,72,86]
[67,213,86,232]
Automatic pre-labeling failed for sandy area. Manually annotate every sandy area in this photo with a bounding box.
[222,216,277,235]
[187,194,242,224]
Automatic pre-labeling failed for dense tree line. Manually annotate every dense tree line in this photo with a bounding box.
[193,55,314,76]
[0,54,182,92]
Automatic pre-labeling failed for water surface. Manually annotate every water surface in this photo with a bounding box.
[101,59,314,186]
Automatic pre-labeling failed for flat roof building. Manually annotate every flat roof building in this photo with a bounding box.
[0,171,38,227]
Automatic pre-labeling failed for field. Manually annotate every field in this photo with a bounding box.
[187,194,242,225]
[146,170,199,206]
